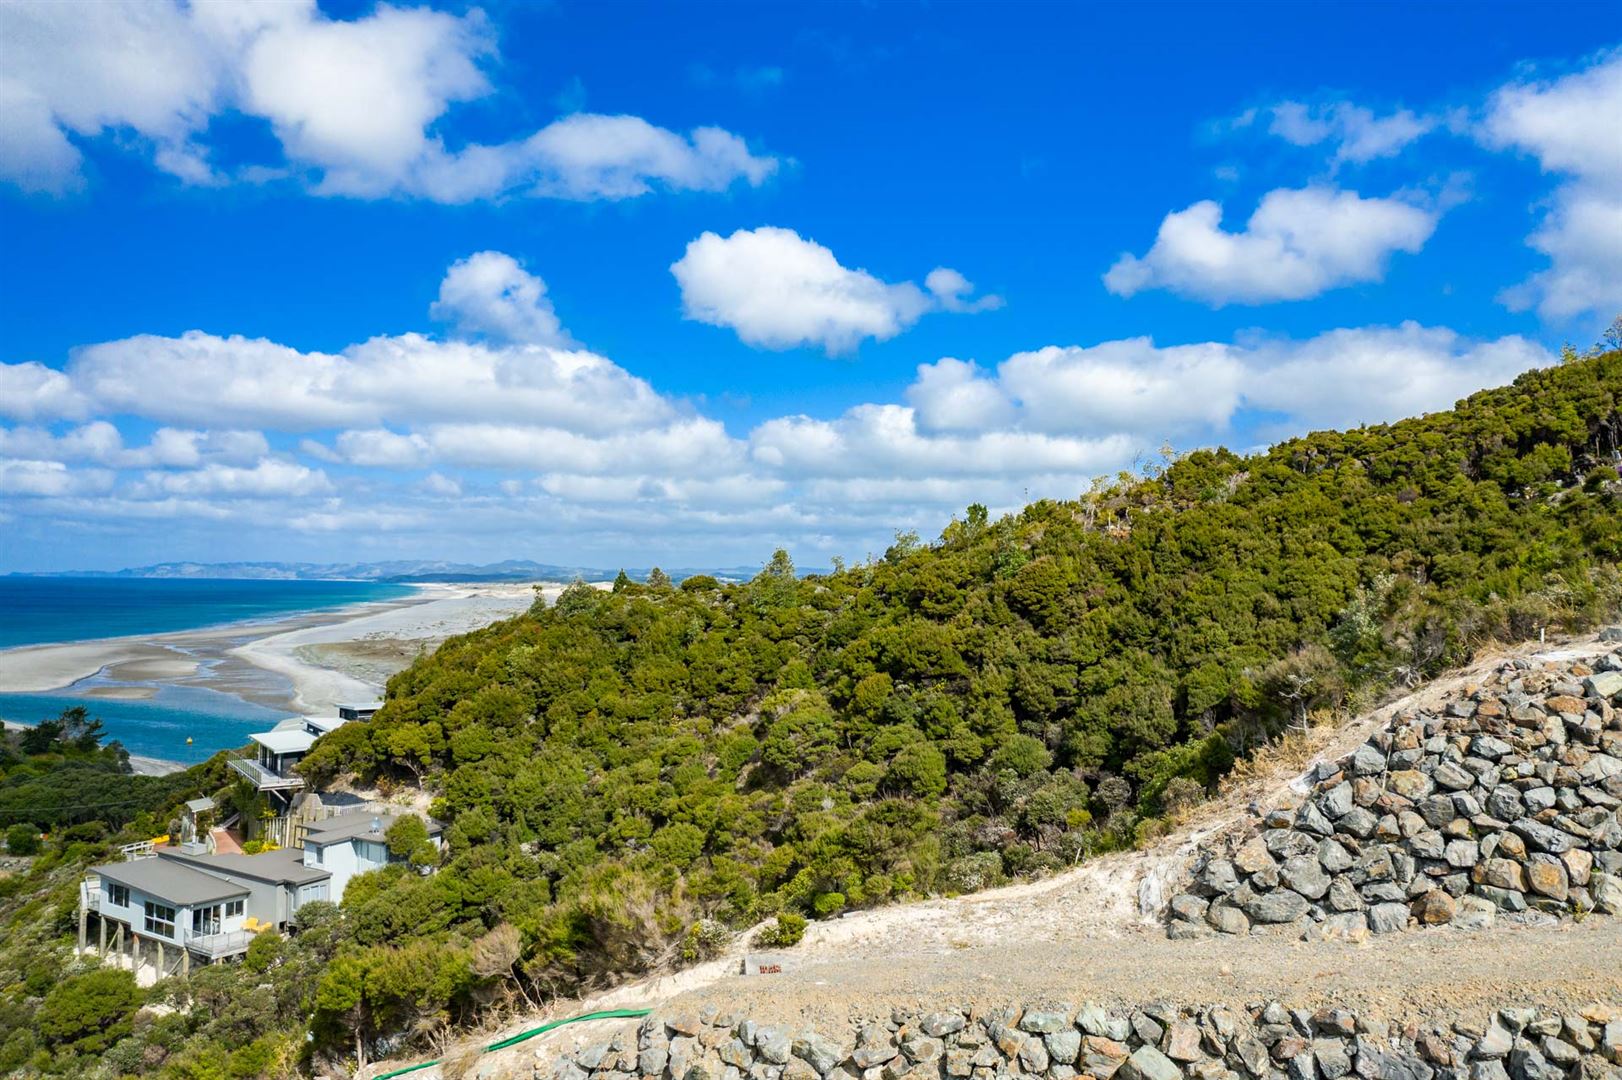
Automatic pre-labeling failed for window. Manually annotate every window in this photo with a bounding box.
[308,844,322,865]
[192,904,221,936]
[144,901,176,938]
[225,899,244,918]
[108,883,129,907]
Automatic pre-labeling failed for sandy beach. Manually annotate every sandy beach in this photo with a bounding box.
[0,581,575,719]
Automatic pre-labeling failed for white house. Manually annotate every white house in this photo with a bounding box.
[300,809,444,901]
[80,807,440,980]
[80,856,256,977]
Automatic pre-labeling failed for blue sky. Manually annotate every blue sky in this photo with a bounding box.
[1,1,1618,573]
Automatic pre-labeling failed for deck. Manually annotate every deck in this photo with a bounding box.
[227,755,305,790]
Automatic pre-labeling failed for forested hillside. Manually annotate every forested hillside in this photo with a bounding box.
[299,352,1622,1004]
[1,351,1617,1078]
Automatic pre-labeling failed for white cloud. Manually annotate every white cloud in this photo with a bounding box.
[2,245,1555,564]
[0,458,114,497]
[238,3,490,196]
[430,251,569,346]
[130,459,332,499]
[999,341,1246,434]
[420,472,462,498]
[671,227,999,354]
[0,0,232,193]
[1479,51,1622,322]
[906,358,1015,433]
[1264,101,1436,165]
[1104,187,1439,305]
[0,0,776,202]
[1480,52,1622,180]
[334,429,431,467]
[924,268,1005,314]
[1237,324,1552,431]
[0,360,88,420]
[68,331,674,434]
[513,114,778,201]
[0,423,270,469]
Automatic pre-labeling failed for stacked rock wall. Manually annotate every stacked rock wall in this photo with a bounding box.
[1166,650,1622,940]
[544,1002,1622,1080]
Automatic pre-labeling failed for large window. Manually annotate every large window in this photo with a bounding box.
[108,883,129,907]
[191,904,221,936]
[143,901,176,938]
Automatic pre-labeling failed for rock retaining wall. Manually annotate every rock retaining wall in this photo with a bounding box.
[542,1002,1622,1080]
[1167,649,1622,940]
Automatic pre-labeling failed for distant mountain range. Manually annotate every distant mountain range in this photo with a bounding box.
[7,559,773,584]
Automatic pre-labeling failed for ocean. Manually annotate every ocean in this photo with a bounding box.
[0,687,289,765]
[0,577,412,649]
[0,577,414,764]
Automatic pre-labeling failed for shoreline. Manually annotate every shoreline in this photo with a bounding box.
[0,580,570,719]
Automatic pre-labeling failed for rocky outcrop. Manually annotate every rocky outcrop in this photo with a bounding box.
[540,1002,1622,1080]
[1167,646,1622,940]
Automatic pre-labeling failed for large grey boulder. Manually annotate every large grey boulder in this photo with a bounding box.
[1116,1045,1183,1080]
[1242,889,1310,924]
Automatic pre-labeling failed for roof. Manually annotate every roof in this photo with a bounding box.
[184,797,215,813]
[338,700,385,711]
[269,715,310,731]
[250,728,317,755]
[158,847,330,887]
[305,809,443,846]
[94,858,249,906]
[304,715,349,734]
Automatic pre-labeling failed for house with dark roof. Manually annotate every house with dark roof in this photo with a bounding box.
[81,857,258,977]
[299,808,444,900]
[78,806,441,980]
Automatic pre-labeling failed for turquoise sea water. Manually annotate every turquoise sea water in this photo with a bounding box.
[0,577,412,649]
[0,577,412,762]
[0,687,288,765]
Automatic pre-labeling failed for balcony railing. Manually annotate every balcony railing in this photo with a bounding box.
[227,755,305,790]
[186,929,255,959]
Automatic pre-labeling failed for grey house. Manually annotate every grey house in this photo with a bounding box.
[79,807,438,981]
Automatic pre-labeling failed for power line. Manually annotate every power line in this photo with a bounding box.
[0,796,167,817]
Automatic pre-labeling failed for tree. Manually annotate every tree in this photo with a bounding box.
[4,823,39,855]
[37,969,143,1053]
[647,567,672,589]
[384,814,437,868]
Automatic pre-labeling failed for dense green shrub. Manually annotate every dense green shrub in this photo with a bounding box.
[754,912,807,948]
[4,823,39,855]
[37,969,143,1053]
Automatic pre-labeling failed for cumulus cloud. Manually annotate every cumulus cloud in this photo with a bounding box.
[431,251,570,346]
[0,360,89,421]
[1,248,1555,565]
[67,331,675,434]
[0,422,268,467]
[0,0,776,202]
[671,227,1001,353]
[1104,187,1440,305]
[0,458,114,497]
[130,459,332,499]
[1479,51,1622,321]
[1262,101,1436,165]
